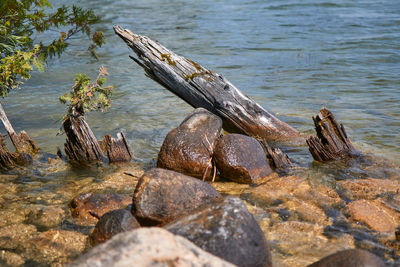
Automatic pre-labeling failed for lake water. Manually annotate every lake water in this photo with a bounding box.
[1,0,400,265]
[4,0,399,164]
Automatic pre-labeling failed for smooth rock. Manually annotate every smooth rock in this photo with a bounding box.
[338,178,400,201]
[165,196,272,267]
[157,108,222,179]
[90,209,140,246]
[347,199,398,232]
[307,249,386,267]
[71,227,235,267]
[69,192,131,223]
[132,168,222,226]
[214,134,273,184]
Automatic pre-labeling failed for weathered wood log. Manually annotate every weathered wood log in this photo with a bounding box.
[99,132,133,163]
[306,108,359,162]
[113,26,301,142]
[0,103,38,155]
[63,114,105,164]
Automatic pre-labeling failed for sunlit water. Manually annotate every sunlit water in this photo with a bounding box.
[1,0,399,265]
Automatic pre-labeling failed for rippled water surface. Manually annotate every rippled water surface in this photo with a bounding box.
[1,0,400,266]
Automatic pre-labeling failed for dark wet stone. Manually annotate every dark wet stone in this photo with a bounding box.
[157,108,222,179]
[132,168,222,226]
[214,134,273,184]
[165,196,272,267]
[71,227,235,267]
[307,249,386,267]
[90,209,140,246]
[69,193,131,222]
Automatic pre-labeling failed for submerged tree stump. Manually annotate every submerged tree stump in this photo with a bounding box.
[0,104,38,155]
[306,108,359,161]
[114,26,301,142]
[99,132,133,163]
[63,114,105,164]
[63,112,133,165]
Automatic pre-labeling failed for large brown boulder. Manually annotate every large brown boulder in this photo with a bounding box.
[308,249,385,267]
[90,209,140,246]
[157,108,222,179]
[165,196,272,267]
[71,227,235,267]
[132,168,222,226]
[69,193,132,223]
[214,134,273,184]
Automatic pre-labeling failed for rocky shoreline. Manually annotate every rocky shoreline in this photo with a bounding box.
[0,108,399,266]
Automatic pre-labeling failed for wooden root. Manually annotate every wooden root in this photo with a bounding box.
[0,134,33,170]
[259,139,292,171]
[113,25,301,142]
[306,108,359,162]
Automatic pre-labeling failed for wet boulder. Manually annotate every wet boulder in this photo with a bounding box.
[157,108,222,179]
[69,193,132,223]
[132,168,222,226]
[165,196,272,267]
[308,249,386,267]
[90,209,140,246]
[214,134,273,184]
[71,227,235,267]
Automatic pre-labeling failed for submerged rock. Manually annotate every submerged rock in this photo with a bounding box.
[0,224,38,250]
[214,134,273,184]
[132,168,222,226]
[71,227,235,267]
[69,193,131,223]
[24,229,88,266]
[0,250,25,266]
[157,108,222,179]
[346,199,399,232]
[165,196,272,267]
[27,205,65,229]
[338,178,400,201]
[90,209,140,246]
[307,249,386,267]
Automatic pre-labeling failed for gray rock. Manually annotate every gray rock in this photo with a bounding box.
[165,196,272,267]
[90,209,140,246]
[132,168,222,226]
[71,227,236,267]
[307,249,386,267]
[157,108,222,180]
[214,134,273,184]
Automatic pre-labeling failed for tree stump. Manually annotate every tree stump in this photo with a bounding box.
[99,132,133,163]
[306,108,359,162]
[63,114,105,164]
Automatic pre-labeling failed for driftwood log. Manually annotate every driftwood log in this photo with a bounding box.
[114,26,300,143]
[63,112,133,165]
[307,108,359,161]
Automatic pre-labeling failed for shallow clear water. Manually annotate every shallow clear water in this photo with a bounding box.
[1,0,400,265]
[3,0,399,165]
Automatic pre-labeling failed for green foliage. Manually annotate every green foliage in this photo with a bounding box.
[0,0,106,97]
[59,66,113,117]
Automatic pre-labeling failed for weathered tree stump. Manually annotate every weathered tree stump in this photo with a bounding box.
[113,26,301,142]
[0,103,38,156]
[99,132,133,163]
[306,108,359,161]
[63,114,105,164]
[258,139,292,171]
[0,134,33,169]
[63,111,133,165]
